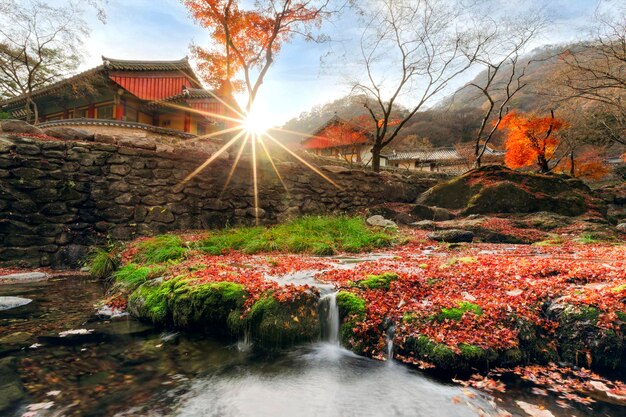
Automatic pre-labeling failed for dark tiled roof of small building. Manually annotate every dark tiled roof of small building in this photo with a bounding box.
[384,146,504,162]
[102,56,193,72]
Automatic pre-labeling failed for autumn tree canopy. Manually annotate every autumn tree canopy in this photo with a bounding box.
[183,0,332,112]
[499,111,566,173]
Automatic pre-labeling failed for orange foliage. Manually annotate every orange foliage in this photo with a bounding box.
[556,150,610,180]
[498,112,566,172]
[184,0,327,93]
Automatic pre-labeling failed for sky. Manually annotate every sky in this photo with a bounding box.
[70,0,616,127]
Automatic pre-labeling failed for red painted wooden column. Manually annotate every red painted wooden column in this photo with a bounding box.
[184,111,191,133]
[115,98,125,120]
[88,104,95,118]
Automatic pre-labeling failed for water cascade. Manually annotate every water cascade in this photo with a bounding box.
[386,325,395,365]
[319,292,340,345]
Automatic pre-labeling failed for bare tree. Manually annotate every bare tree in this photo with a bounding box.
[460,14,545,167]
[348,0,488,172]
[558,4,626,145]
[0,0,91,123]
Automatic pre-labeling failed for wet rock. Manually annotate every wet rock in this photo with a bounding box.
[43,127,94,141]
[0,271,48,284]
[617,223,626,232]
[0,331,33,355]
[366,215,397,229]
[0,296,32,311]
[0,357,25,415]
[411,220,436,230]
[427,229,474,243]
[411,204,454,221]
[0,120,44,135]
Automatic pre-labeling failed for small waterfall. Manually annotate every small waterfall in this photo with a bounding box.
[237,327,252,352]
[319,292,340,345]
[386,325,395,365]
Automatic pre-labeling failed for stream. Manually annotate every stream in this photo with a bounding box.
[1,274,624,417]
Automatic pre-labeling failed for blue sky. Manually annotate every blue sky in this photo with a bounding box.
[75,0,614,126]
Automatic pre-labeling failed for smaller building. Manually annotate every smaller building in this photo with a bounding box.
[384,145,505,174]
[301,115,380,165]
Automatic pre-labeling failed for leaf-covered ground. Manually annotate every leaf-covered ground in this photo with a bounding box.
[91,218,626,411]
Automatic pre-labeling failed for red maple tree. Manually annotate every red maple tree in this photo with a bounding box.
[183,0,331,112]
[498,111,566,173]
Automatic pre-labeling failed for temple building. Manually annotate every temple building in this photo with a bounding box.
[301,115,383,166]
[0,57,235,138]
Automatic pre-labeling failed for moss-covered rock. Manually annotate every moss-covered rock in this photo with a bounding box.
[417,165,605,217]
[336,291,367,349]
[243,292,320,350]
[169,281,247,334]
[547,302,625,371]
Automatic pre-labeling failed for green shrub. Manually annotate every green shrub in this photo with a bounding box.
[197,216,396,255]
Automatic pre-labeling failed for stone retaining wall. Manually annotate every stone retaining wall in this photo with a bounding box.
[0,134,437,267]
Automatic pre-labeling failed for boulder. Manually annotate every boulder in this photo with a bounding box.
[366,215,397,229]
[43,126,94,141]
[617,223,626,233]
[0,296,32,312]
[0,272,48,284]
[411,220,436,230]
[411,204,454,221]
[427,229,474,243]
[0,120,43,135]
[417,165,603,217]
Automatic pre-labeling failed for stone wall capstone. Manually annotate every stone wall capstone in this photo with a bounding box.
[0,134,438,267]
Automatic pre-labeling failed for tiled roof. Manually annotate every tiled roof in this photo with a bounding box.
[384,146,504,161]
[301,115,373,149]
[1,57,201,108]
[102,56,193,72]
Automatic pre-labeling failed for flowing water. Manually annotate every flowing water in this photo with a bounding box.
[1,276,625,417]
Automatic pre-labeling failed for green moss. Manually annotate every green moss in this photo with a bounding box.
[336,292,366,319]
[243,292,319,350]
[612,284,626,293]
[86,247,119,279]
[565,305,600,322]
[335,291,367,347]
[616,311,626,322]
[127,277,180,324]
[169,281,247,332]
[411,335,457,368]
[197,216,396,255]
[435,301,483,322]
[134,235,186,264]
[354,272,399,290]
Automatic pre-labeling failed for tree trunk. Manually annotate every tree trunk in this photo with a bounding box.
[474,142,482,168]
[371,145,382,172]
[537,154,550,173]
[569,151,575,176]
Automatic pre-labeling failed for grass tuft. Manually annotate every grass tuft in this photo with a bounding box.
[134,235,186,264]
[86,247,119,280]
[197,216,396,255]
